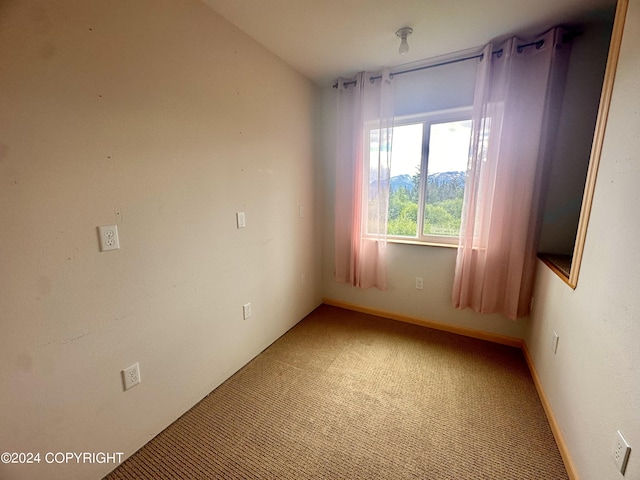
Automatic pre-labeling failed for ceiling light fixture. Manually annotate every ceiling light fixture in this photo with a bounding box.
[395,27,413,55]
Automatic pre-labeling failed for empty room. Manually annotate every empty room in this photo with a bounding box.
[1,0,639,479]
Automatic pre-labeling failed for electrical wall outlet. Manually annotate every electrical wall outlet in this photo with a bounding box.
[98,225,120,252]
[415,277,424,290]
[243,303,252,320]
[236,212,246,229]
[551,331,559,354]
[122,362,141,391]
[612,430,631,475]
[299,205,304,218]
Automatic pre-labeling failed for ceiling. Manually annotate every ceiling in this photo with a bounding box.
[201,0,616,87]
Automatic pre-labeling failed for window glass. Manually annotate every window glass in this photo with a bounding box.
[366,110,472,244]
[387,124,422,237]
[423,120,471,237]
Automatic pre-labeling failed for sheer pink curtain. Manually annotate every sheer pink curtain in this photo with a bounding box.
[334,71,395,289]
[453,28,571,319]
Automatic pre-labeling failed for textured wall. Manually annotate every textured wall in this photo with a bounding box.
[0,1,321,478]
[527,1,640,478]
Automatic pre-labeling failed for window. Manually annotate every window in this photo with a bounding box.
[366,108,472,245]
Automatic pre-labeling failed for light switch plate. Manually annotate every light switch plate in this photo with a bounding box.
[551,331,559,354]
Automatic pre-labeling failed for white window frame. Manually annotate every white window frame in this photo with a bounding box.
[364,107,472,246]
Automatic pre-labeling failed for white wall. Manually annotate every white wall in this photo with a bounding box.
[0,1,321,479]
[527,1,640,479]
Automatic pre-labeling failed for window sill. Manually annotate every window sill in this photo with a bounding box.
[387,238,458,249]
[538,253,573,287]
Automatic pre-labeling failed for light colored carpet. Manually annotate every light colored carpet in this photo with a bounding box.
[105,304,568,479]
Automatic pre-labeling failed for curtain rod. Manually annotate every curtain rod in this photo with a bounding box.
[332,39,547,89]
